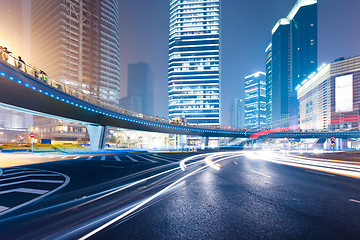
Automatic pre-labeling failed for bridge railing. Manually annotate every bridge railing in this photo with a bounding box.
[0,49,247,131]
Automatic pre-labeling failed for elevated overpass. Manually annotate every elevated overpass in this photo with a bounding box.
[0,54,359,150]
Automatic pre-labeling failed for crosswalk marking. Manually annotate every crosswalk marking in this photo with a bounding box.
[136,155,157,163]
[87,156,93,160]
[114,155,121,161]
[0,188,49,195]
[147,155,172,163]
[101,156,106,161]
[125,155,139,162]
[3,170,46,177]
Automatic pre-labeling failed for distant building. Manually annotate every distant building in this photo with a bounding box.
[297,56,360,130]
[229,98,244,128]
[269,0,317,128]
[168,0,220,127]
[121,63,154,115]
[265,41,272,127]
[271,18,291,128]
[0,109,33,144]
[245,72,266,129]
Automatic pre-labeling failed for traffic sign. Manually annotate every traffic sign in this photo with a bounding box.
[330,136,336,148]
[29,133,35,138]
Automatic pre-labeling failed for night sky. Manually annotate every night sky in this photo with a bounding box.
[118,0,360,125]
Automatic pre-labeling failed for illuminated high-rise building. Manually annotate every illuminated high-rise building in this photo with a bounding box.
[31,0,120,105]
[245,72,266,129]
[168,0,220,126]
[265,41,272,127]
[269,0,317,128]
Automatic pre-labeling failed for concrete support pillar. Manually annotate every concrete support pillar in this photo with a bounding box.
[86,124,107,151]
[205,136,209,148]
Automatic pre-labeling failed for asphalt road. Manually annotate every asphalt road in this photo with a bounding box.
[1,151,360,239]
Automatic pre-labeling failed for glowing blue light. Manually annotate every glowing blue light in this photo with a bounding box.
[32,87,36,90]
[45,92,48,95]
[56,97,60,100]
[9,77,13,80]
[51,94,54,97]
[17,80,22,84]
[39,89,42,93]
[1,72,5,76]
[25,84,29,87]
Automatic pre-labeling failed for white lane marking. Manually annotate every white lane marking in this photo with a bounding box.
[0,168,70,216]
[3,170,46,177]
[252,170,271,178]
[136,155,157,163]
[147,155,172,163]
[0,206,9,212]
[61,156,67,159]
[234,161,238,165]
[0,169,3,176]
[349,199,360,204]
[0,179,63,188]
[102,165,124,169]
[0,188,49,195]
[114,156,121,161]
[306,170,335,177]
[0,174,61,182]
[74,156,81,159]
[3,168,28,172]
[125,155,139,162]
[87,156,93,160]
[79,152,240,240]
[101,156,106,161]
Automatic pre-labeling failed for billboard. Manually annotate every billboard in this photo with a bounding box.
[335,74,353,113]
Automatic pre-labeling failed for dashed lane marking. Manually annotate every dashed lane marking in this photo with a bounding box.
[102,165,124,169]
[114,155,121,161]
[87,156,93,160]
[349,199,360,204]
[251,170,271,178]
[125,155,139,162]
[101,156,106,161]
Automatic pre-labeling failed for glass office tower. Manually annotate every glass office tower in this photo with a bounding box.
[290,0,317,91]
[245,72,266,129]
[271,19,291,128]
[168,0,220,126]
[265,41,272,127]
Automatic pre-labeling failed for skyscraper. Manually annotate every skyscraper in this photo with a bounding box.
[245,72,266,129]
[271,19,291,128]
[168,0,221,127]
[269,0,317,128]
[31,0,120,142]
[229,98,243,129]
[265,41,272,127]
[31,0,120,105]
[119,63,154,115]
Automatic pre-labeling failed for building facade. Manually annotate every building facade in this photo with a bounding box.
[269,0,317,128]
[297,56,360,130]
[229,98,244,129]
[168,0,220,126]
[271,19,291,128]
[245,72,266,129]
[31,0,120,142]
[31,0,120,105]
[265,41,272,127]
